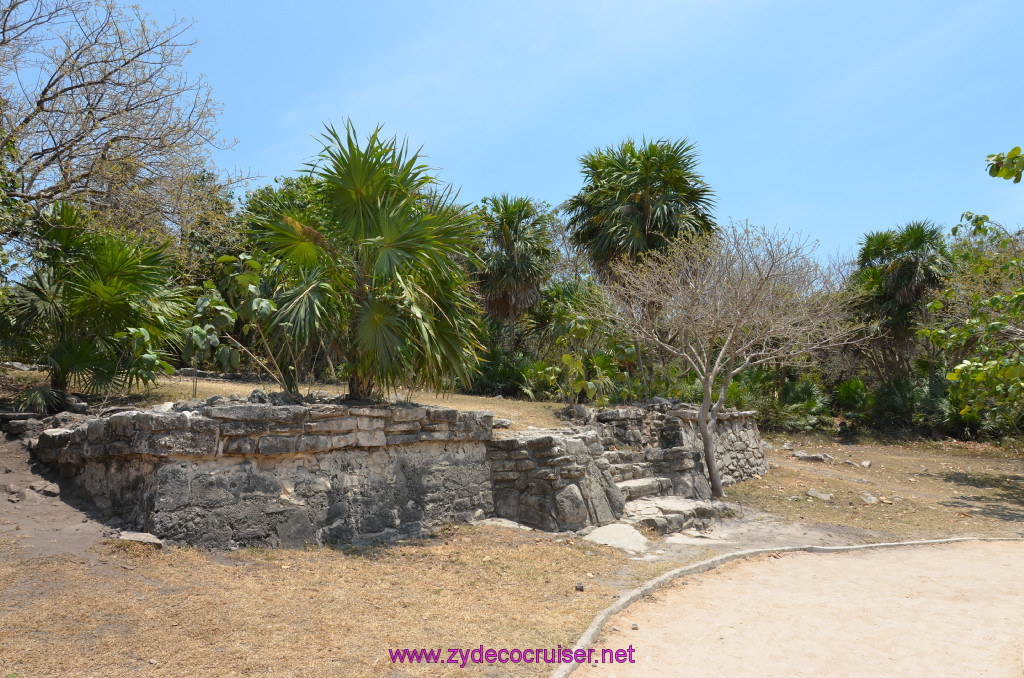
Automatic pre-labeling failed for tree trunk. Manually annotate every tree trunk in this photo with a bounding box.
[697,398,725,498]
[49,366,68,414]
[348,371,375,401]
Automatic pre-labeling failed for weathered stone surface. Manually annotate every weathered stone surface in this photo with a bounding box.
[258,436,299,455]
[119,531,164,547]
[583,523,648,551]
[617,477,664,501]
[39,402,498,548]
[554,484,587,525]
[36,399,765,549]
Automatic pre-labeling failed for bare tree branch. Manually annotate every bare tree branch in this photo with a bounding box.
[606,221,864,497]
[0,0,246,236]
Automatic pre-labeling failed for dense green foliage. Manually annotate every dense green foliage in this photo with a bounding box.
[236,123,484,400]
[2,203,189,411]
[0,61,1020,446]
[987,146,1024,183]
[474,195,555,345]
[564,137,715,279]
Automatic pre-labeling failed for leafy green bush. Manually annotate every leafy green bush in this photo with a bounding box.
[7,203,188,412]
[464,346,533,397]
[871,379,921,430]
[778,378,833,431]
[834,378,869,412]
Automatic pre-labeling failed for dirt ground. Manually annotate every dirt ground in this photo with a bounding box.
[2,377,1024,677]
[729,435,1024,541]
[577,540,1024,678]
[0,439,689,678]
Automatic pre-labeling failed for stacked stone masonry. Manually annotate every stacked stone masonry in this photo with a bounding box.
[32,403,494,548]
[590,403,769,487]
[490,403,767,531]
[28,399,767,547]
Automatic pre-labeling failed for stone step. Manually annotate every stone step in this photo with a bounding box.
[608,464,654,482]
[621,497,736,534]
[616,476,672,501]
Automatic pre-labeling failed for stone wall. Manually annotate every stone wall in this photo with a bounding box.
[589,403,768,486]
[485,402,766,531]
[487,429,625,532]
[32,403,494,548]
[26,397,767,548]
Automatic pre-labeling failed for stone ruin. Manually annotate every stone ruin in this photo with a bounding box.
[491,404,767,533]
[20,396,768,548]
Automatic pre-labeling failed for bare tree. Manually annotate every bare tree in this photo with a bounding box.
[0,0,239,235]
[607,221,859,497]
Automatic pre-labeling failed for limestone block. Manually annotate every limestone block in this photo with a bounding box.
[357,417,386,430]
[391,406,427,422]
[307,405,350,420]
[135,412,189,432]
[86,418,109,443]
[305,418,358,434]
[296,435,332,452]
[205,404,271,421]
[554,484,588,525]
[425,407,458,422]
[356,430,387,447]
[258,436,297,455]
[107,412,136,437]
[37,427,74,449]
[487,438,523,451]
[329,433,357,449]
[219,420,269,436]
[349,406,391,418]
[385,421,421,433]
[222,436,256,455]
[267,406,307,424]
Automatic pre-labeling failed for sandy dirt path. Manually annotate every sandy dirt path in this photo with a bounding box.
[576,541,1024,678]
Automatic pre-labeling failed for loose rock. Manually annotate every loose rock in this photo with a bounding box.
[118,531,164,548]
[28,480,60,497]
[807,489,833,502]
[792,452,828,463]
[583,524,649,552]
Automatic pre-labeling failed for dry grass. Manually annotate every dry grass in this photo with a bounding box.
[106,375,565,431]
[728,434,1024,540]
[5,368,1024,676]
[0,524,686,678]
[0,368,563,431]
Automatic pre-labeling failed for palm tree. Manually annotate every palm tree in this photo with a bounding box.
[854,219,951,380]
[565,137,715,278]
[858,220,951,307]
[252,122,482,401]
[476,194,554,347]
[7,202,189,411]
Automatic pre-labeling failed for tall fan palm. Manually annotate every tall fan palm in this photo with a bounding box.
[8,202,189,411]
[858,220,951,308]
[854,219,952,380]
[252,122,482,400]
[565,137,715,278]
[476,194,554,345]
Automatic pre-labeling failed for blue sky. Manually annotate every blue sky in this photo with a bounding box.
[142,0,1024,258]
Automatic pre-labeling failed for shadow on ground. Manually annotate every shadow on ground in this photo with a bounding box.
[939,471,1024,524]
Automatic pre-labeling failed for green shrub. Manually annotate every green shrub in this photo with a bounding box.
[834,378,869,412]
[871,379,920,430]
